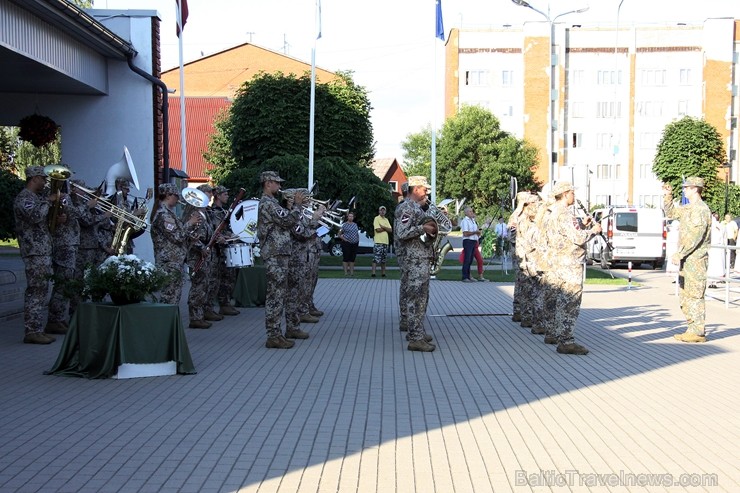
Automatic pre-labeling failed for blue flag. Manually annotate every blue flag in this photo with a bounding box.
[436,0,444,41]
[681,176,689,205]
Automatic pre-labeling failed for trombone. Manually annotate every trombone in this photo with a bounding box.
[69,182,147,231]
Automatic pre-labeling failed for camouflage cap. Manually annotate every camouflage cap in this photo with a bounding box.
[683,176,705,189]
[407,175,431,189]
[25,166,46,178]
[552,181,575,197]
[158,183,179,196]
[213,185,229,195]
[197,183,213,193]
[260,170,285,183]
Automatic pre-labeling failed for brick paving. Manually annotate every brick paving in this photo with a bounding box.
[0,260,738,492]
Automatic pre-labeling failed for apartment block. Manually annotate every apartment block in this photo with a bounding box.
[445,19,740,209]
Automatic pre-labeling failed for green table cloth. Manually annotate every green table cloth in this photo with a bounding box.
[233,265,266,307]
[46,302,196,379]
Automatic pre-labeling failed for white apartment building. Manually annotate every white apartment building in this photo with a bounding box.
[444,19,740,209]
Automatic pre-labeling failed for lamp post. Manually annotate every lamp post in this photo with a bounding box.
[724,162,731,216]
[511,0,589,187]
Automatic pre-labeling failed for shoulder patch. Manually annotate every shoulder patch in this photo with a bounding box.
[277,208,288,218]
[23,199,35,210]
[401,211,412,224]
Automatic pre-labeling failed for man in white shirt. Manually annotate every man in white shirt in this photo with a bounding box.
[460,207,482,282]
[494,217,509,258]
[724,214,738,267]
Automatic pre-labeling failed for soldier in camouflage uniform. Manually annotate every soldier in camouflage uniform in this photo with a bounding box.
[396,183,410,331]
[13,166,57,344]
[395,176,437,352]
[195,184,224,323]
[207,186,240,316]
[512,192,541,329]
[306,233,324,317]
[258,171,321,349]
[150,183,201,308]
[183,184,217,328]
[542,181,601,355]
[663,177,711,343]
[509,192,529,324]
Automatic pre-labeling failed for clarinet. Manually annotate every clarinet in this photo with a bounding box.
[576,199,613,251]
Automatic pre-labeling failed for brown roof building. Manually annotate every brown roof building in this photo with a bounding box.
[370,158,407,202]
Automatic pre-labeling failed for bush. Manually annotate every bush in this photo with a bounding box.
[0,169,24,241]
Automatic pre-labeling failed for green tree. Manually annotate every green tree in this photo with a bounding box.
[652,116,726,210]
[0,169,24,240]
[401,124,433,178]
[436,105,540,219]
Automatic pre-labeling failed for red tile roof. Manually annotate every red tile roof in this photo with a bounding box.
[168,97,231,181]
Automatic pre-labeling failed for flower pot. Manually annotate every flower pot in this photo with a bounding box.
[109,293,143,305]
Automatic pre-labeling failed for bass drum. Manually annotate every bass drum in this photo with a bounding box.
[230,199,259,244]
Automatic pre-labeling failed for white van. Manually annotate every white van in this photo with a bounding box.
[586,207,666,269]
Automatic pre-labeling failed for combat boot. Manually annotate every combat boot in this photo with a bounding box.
[300,314,320,323]
[511,313,522,322]
[189,319,212,329]
[219,305,240,316]
[45,321,68,335]
[544,335,558,345]
[520,319,533,328]
[407,339,436,352]
[531,327,547,335]
[266,335,295,349]
[406,333,433,342]
[674,332,706,343]
[556,342,589,355]
[309,308,324,316]
[285,329,310,339]
[399,325,408,332]
[23,332,54,344]
[204,311,224,321]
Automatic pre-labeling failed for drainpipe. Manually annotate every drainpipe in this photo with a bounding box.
[126,54,171,183]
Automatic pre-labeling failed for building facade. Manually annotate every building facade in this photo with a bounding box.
[445,19,740,209]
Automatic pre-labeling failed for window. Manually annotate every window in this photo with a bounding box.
[615,212,638,232]
[596,164,610,179]
[677,100,689,116]
[465,70,490,86]
[596,164,621,179]
[597,70,622,85]
[389,181,398,192]
[572,133,584,148]
[639,163,656,179]
[640,132,660,149]
[499,103,514,117]
[501,70,513,86]
[569,69,584,85]
[639,69,667,86]
[679,68,692,85]
[597,101,622,118]
[636,101,663,117]
[570,102,584,118]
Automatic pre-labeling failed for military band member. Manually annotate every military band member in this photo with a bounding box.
[208,185,240,316]
[306,232,324,317]
[13,166,57,344]
[542,181,601,355]
[662,177,711,343]
[196,184,224,323]
[150,183,201,307]
[395,175,436,352]
[258,171,321,349]
[512,192,541,329]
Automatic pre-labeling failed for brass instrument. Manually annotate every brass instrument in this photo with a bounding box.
[44,164,72,233]
[70,182,148,231]
[420,200,454,274]
[111,188,153,255]
[281,188,344,231]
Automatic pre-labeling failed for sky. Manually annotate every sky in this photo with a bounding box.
[100,0,740,163]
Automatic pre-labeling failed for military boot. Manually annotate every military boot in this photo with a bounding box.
[219,305,240,316]
[511,313,522,322]
[309,308,324,316]
[544,335,558,345]
[300,314,320,323]
[285,329,310,339]
[266,335,295,349]
[520,319,533,328]
[556,342,589,355]
[204,311,224,321]
[531,327,547,335]
[45,321,68,335]
[407,339,436,352]
[189,320,212,329]
[406,333,433,343]
[23,332,54,344]
[674,332,706,343]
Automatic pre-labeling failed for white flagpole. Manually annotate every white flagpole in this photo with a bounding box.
[177,1,188,175]
[308,0,321,188]
[431,45,438,205]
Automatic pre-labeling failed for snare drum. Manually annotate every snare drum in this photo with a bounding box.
[225,243,253,268]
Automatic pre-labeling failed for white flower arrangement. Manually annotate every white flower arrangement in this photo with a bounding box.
[84,255,171,303]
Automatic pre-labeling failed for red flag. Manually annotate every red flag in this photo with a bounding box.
[176,0,189,37]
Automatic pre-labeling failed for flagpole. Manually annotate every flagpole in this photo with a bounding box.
[432,0,445,205]
[177,1,187,175]
[308,0,321,189]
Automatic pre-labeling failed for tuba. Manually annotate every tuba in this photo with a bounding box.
[419,201,453,274]
[44,164,72,234]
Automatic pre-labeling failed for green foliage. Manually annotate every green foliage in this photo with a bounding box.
[652,116,726,205]
[436,105,541,220]
[401,124,433,177]
[0,169,24,241]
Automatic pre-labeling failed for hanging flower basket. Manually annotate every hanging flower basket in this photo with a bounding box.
[18,114,59,147]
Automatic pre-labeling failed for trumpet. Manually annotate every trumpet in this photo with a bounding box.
[70,182,147,231]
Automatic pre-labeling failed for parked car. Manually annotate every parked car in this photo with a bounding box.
[323,231,375,256]
[587,206,666,269]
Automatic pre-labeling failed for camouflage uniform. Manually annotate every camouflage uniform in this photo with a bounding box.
[543,201,597,345]
[395,197,411,331]
[207,204,238,309]
[70,197,108,316]
[307,234,323,313]
[287,217,317,331]
[663,193,711,336]
[513,196,540,328]
[151,203,192,305]
[13,188,52,337]
[509,203,525,322]
[257,193,302,338]
[48,193,80,325]
[535,199,556,336]
[184,206,214,323]
[395,199,434,342]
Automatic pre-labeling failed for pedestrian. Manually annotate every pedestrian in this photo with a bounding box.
[662,177,711,343]
[460,206,482,282]
[494,217,509,258]
[13,166,57,344]
[395,175,436,352]
[338,211,360,276]
[543,181,602,355]
[723,213,738,268]
[371,205,392,277]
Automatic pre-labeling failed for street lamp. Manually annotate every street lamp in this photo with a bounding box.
[511,0,589,187]
[723,162,731,216]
